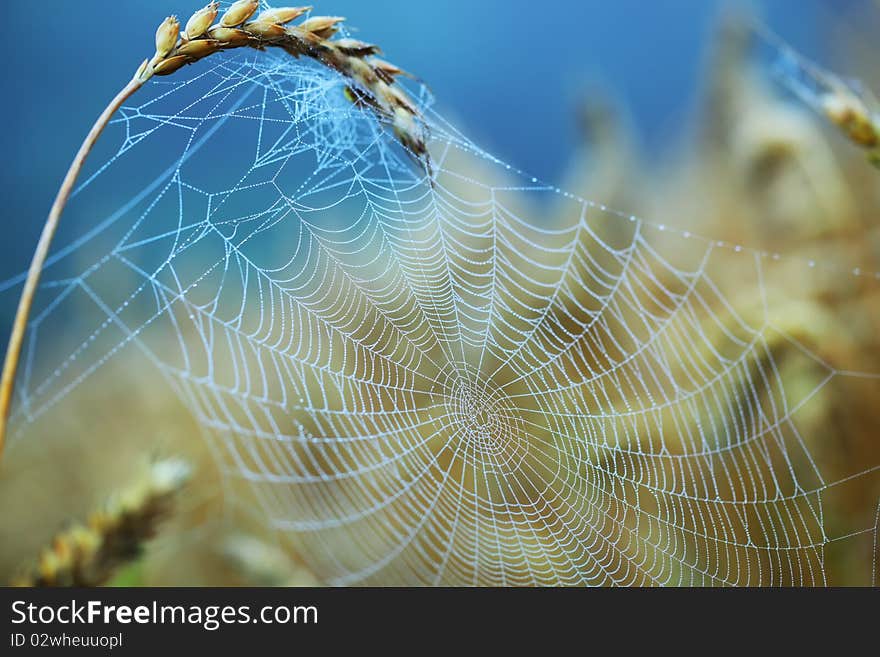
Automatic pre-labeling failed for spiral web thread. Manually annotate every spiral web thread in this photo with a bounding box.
[4,50,880,585]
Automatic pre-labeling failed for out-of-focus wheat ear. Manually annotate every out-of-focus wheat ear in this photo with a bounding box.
[821,89,880,169]
[821,90,880,148]
[10,459,192,587]
[756,24,880,172]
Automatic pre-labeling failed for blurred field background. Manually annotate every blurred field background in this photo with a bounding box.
[0,0,878,585]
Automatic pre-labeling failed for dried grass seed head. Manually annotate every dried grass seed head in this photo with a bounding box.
[143,4,431,165]
[822,90,880,148]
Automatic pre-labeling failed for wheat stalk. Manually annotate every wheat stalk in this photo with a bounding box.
[0,1,429,459]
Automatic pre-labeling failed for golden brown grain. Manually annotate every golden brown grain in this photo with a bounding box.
[184,2,218,38]
[141,4,428,158]
[220,0,259,27]
[753,23,880,170]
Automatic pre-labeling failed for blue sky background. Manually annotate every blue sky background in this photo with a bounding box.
[0,0,868,289]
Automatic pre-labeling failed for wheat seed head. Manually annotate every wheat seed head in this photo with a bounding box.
[140,2,429,165]
[821,88,880,147]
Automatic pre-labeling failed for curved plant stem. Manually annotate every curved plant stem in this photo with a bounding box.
[0,4,429,463]
[0,73,147,460]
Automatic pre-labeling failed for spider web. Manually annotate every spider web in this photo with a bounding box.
[3,48,880,586]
